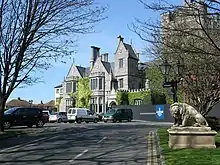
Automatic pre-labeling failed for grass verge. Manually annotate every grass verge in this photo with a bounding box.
[158,128,220,165]
[0,130,26,140]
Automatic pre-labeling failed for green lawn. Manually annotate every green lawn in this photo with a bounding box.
[158,128,220,165]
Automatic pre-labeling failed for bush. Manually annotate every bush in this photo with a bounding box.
[205,116,220,131]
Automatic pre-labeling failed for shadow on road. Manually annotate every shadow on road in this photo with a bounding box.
[0,124,150,164]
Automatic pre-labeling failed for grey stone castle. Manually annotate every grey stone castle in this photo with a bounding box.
[54,35,149,113]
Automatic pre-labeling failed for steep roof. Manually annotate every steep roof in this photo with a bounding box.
[54,84,62,88]
[84,67,90,77]
[76,65,90,77]
[110,62,115,73]
[123,43,139,60]
[101,61,111,73]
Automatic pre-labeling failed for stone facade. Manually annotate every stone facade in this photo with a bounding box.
[55,35,149,113]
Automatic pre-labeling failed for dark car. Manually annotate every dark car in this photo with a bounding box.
[3,107,46,129]
[103,108,133,123]
[42,111,49,123]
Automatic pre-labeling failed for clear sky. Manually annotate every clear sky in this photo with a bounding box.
[8,0,181,104]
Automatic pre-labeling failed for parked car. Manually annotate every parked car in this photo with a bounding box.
[67,108,99,124]
[57,112,68,123]
[3,107,46,129]
[43,110,68,123]
[103,108,133,123]
[42,111,49,123]
[97,112,104,121]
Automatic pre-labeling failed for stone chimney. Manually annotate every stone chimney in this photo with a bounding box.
[117,35,124,44]
[102,53,108,62]
[90,46,100,69]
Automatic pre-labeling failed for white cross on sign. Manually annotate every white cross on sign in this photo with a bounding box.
[156,108,164,117]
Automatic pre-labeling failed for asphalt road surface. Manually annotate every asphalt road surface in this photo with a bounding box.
[0,121,170,165]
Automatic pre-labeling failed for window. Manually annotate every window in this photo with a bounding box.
[56,89,59,94]
[60,88,63,93]
[90,78,98,90]
[66,82,72,93]
[73,81,76,92]
[134,99,142,105]
[99,78,103,89]
[15,108,27,115]
[26,108,41,115]
[119,58,123,68]
[119,79,123,88]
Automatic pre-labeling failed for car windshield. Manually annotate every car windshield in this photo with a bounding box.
[68,109,75,114]
[4,108,18,114]
[51,112,57,115]
[106,109,116,114]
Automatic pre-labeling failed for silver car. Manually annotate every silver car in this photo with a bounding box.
[57,112,68,123]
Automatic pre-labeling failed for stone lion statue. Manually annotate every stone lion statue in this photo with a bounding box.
[170,103,209,127]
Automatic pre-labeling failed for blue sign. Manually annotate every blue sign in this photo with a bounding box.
[156,105,164,120]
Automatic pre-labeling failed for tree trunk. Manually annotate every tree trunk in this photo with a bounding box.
[0,96,6,132]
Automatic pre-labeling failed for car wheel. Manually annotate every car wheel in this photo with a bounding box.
[64,121,67,123]
[113,119,117,123]
[3,121,11,129]
[58,118,62,123]
[27,124,33,128]
[128,118,132,122]
[76,118,81,124]
[104,120,107,123]
[94,118,98,123]
[36,120,44,128]
[85,121,89,124]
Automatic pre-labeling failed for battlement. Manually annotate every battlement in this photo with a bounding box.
[116,88,151,93]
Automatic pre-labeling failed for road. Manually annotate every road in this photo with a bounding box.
[0,121,170,165]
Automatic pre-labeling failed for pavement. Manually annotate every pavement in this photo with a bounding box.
[0,121,169,165]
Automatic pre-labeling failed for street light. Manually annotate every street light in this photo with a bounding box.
[159,59,184,103]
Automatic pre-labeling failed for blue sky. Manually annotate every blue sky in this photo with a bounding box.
[9,0,181,104]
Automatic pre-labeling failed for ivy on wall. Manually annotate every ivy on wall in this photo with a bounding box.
[116,90,151,105]
[116,89,184,105]
[55,96,63,111]
[128,91,151,105]
[116,91,129,105]
[76,78,92,108]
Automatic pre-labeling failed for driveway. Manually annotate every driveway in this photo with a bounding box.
[0,121,169,165]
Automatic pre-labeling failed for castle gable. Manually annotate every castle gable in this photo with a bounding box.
[66,64,82,78]
[89,57,109,77]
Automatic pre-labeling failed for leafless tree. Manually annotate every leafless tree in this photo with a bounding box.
[0,0,106,131]
[131,0,220,115]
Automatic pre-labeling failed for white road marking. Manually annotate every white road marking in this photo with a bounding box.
[68,149,89,162]
[127,136,132,140]
[97,137,107,144]
[140,112,156,115]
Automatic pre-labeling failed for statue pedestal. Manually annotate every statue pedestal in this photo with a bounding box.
[168,127,217,149]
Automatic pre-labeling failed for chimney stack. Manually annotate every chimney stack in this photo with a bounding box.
[102,53,108,62]
[90,46,100,69]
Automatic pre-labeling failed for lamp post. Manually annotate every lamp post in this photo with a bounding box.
[159,59,184,103]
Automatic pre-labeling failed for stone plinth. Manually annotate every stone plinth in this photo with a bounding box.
[168,127,217,149]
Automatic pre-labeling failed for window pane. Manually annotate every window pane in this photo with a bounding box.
[119,79,123,88]
[119,58,123,68]
[99,78,102,89]
[66,82,72,93]
[73,81,76,92]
